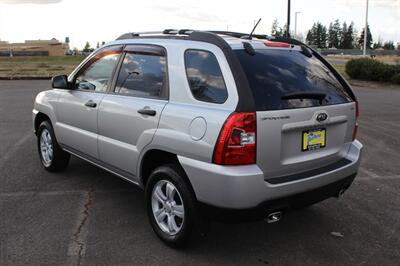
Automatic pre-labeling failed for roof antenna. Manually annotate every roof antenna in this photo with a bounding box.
[245,18,262,40]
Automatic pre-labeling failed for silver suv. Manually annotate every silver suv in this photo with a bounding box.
[33,30,363,247]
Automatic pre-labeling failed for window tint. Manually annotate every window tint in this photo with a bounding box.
[235,49,353,111]
[115,52,167,99]
[75,53,120,92]
[184,50,228,104]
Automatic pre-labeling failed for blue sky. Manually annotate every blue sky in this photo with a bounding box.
[0,0,399,49]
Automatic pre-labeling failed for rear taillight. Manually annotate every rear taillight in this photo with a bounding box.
[213,112,256,165]
[352,101,359,141]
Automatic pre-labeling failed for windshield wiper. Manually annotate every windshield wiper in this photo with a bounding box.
[281,91,326,104]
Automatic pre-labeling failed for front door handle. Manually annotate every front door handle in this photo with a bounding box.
[138,108,156,116]
[85,100,97,108]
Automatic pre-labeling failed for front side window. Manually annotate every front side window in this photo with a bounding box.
[184,50,228,104]
[115,51,167,99]
[74,50,121,92]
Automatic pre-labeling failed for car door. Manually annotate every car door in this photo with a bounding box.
[55,46,123,159]
[97,44,168,179]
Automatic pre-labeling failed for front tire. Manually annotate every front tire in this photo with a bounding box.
[145,164,197,248]
[37,120,70,172]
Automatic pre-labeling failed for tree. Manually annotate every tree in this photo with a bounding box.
[96,42,100,49]
[320,24,328,48]
[282,23,289,38]
[339,22,354,49]
[73,47,79,56]
[83,41,91,52]
[373,41,383,49]
[352,27,359,49]
[327,23,334,47]
[271,19,283,37]
[338,21,355,49]
[358,25,373,49]
[373,37,383,49]
[306,22,327,48]
[339,22,347,48]
[383,41,395,50]
[101,41,106,46]
[306,24,316,46]
[328,19,341,48]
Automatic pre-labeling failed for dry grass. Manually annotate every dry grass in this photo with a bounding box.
[0,54,396,81]
[327,55,400,65]
[0,56,86,78]
[332,64,349,79]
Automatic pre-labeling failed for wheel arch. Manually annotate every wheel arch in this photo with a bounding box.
[139,149,198,200]
[34,112,51,135]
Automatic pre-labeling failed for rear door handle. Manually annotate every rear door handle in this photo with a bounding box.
[85,100,97,108]
[137,108,156,116]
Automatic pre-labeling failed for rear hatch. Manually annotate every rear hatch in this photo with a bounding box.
[234,46,356,182]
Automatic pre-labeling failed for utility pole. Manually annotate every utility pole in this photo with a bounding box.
[286,0,291,38]
[363,0,369,56]
[294,11,302,39]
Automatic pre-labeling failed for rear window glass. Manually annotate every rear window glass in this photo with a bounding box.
[235,49,352,111]
[184,50,228,104]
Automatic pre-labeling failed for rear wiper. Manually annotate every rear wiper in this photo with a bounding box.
[281,91,326,104]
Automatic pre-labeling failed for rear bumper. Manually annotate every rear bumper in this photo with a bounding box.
[178,140,362,210]
[199,173,356,222]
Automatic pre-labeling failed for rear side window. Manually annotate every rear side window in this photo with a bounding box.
[115,51,167,99]
[184,50,228,104]
[235,49,353,111]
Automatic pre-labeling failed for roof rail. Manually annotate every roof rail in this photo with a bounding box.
[116,29,274,41]
[116,31,165,40]
[116,29,196,40]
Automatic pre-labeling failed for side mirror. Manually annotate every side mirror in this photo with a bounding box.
[51,75,69,89]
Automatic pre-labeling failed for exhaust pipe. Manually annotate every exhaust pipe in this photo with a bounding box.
[337,187,348,198]
[265,211,283,224]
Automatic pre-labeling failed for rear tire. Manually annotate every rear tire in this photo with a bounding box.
[145,164,197,248]
[37,120,70,172]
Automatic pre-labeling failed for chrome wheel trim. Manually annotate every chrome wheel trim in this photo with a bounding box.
[40,129,53,167]
[151,180,185,236]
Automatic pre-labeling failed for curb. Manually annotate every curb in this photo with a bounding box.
[349,79,400,90]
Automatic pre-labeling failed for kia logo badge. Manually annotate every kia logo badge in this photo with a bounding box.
[316,113,328,122]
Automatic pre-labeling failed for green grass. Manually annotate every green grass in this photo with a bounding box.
[0,56,86,78]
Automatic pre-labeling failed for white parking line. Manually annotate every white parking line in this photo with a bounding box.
[0,189,134,197]
[359,167,380,178]
[0,131,32,168]
[357,175,400,181]
[357,166,400,181]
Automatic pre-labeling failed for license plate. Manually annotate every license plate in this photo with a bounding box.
[302,128,326,151]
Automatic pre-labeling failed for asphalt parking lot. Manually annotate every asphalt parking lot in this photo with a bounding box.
[1,80,399,265]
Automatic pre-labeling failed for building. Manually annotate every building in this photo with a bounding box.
[0,38,69,56]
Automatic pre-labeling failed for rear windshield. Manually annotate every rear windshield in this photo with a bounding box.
[234,49,353,111]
